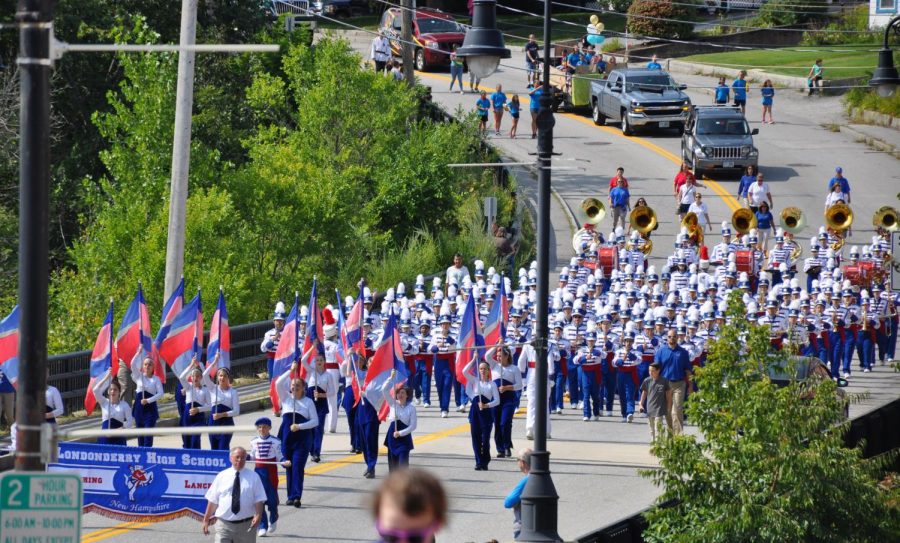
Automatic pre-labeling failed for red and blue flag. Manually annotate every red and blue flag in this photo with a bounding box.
[0,306,19,391]
[455,293,485,384]
[85,301,117,415]
[340,282,366,407]
[155,277,185,353]
[363,310,408,421]
[159,292,203,379]
[298,278,324,381]
[117,284,160,382]
[269,293,299,411]
[207,288,231,371]
[483,276,508,348]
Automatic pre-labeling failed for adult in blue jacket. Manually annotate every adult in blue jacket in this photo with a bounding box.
[654,329,692,435]
[504,448,532,540]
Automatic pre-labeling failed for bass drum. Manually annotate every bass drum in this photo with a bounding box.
[735,249,758,276]
[844,262,875,287]
[596,247,618,277]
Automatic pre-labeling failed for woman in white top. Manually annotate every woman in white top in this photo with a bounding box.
[463,358,500,471]
[178,357,210,449]
[130,356,163,447]
[687,192,713,232]
[300,345,336,463]
[202,365,240,451]
[45,367,64,426]
[92,370,134,446]
[825,183,848,210]
[381,369,417,472]
[275,362,318,508]
[486,346,522,459]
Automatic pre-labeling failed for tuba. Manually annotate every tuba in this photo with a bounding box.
[873,206,899,232]
[732,208,758,235]
[630,206,657,254]
[572,198,606,253]
[825,203,853,250]
[682,212,704,247]
[780,207,806,235]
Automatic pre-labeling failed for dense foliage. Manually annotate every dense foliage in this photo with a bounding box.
[41,17,519,353]
[641,292,900,542]
[626,0,694,40]
[755,0,828,28]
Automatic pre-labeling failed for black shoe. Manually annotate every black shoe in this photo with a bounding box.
[349,449,357,454]
[496,452,506,459]
[474,465,483,471]
[483,464,489,471]
[312,455,321,463]
[285,498,295,506]
[364,470,375,479]
[505,450,513,458]
[293,501,302,508]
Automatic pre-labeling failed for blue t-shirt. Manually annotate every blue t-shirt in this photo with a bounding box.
[647,61,662,70]
[732,79,747,101]
[490,91,507,110]
[756,210,774,229]
[609,187,630,208]
[596,60,607,73]
[507,101,520,116]
[715,84,729,103]
[737,174,755,198]
[828,176,850,194]
[476,97,490,117]
[529,88,542,111]
[567,52,583,67]
[655,345,691,381]
[761,87,774,105]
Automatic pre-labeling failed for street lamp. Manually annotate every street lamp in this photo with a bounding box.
[869,15,900,98]
[457,0,510,79]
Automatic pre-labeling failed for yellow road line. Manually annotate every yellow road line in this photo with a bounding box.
[417,71,742,213]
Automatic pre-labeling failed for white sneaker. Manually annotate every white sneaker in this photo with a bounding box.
[555,408,563,414]
[577,401,584,409]
[268,522,277,535]
[606,410,613,417]
[593,416,600,421]
[583,416,590,421]
[863,368,871,373]
[456,405,465,412]
[570,405,578,410]
[526,433,534,440]
[258,527,267,537]
[441,411,449,418]
[423,403,431,408]
[414,398,421,406]
[842,372,850,379]
[627,413,634,423]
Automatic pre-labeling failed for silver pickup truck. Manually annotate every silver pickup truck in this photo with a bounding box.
[590,68,691,135]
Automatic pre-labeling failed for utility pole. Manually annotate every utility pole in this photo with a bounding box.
[400,0,415,88]
[164,0,198,303]
[15,0,53,471]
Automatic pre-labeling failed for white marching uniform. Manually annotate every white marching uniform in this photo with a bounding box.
[323,339,342,432]
[517,343,555,439]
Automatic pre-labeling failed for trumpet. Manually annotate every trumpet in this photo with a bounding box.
[780,207,806,234]
[873,206,899,232]
[732,208,758,235]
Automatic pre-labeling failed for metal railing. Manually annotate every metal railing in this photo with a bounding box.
[48,320,272,414]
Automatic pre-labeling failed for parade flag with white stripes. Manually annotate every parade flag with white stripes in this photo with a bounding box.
[483,276,508,348]
[0,305,19,390]
[117,284,160,382]
[207,288,231,371]
[364,311,408,422]
[85,301,116,415]
[455,293,485,384]
[298,278,323,381]
[159,292,203,379]
[269,293,299,411]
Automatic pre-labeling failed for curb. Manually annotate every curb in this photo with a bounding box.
[839,125,900,160]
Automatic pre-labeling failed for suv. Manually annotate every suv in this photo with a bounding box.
[590,68,691,135]
[682,106,759,177]
[378,8,466,71]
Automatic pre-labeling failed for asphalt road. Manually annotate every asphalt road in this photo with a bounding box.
[75,39,900,543]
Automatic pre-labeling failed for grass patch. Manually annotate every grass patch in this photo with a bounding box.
[681,48,897,80]
[844,86,900,118]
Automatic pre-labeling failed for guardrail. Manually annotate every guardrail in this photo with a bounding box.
[576,398,900,543]
[47,320,272,414]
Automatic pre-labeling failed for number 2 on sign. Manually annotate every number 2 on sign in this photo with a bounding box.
[6,479,23,507]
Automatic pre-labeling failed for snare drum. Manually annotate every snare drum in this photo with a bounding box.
[843,263,873,287]
[596,247,618,276]
[735,250,758,276]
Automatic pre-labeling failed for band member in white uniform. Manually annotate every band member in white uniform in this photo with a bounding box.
[130,356,163,447]
[92,369,134,446]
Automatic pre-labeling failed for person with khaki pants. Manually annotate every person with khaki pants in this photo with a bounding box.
[654,329,692,435]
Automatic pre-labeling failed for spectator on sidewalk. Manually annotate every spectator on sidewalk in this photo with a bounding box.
[807,59,823,96]
[490,85,507,136]
[504,448,532,540]
[529,85,542,139]
[369,31,391,74]
[732,70,748,114]
[714,77,729,105]
[476,91,490,134]
[760,79,775,124]
[449,45,464,93]
[506,95,521,139]
[525,34,540,88]
[639,362,672,441]
[371,469,447,543]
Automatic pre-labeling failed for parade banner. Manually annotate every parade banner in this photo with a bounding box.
[48,442,229,522]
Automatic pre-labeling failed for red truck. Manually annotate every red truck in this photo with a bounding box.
[378,8,466,71]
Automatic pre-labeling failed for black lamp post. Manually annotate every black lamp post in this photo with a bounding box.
[869,15,900,98]
[457,0,510,79]
[516,0,561,540]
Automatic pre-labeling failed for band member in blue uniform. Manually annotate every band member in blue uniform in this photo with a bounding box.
[356,356,381,479]
[275,363,318,508]
[413,320,433,407]
[462,359,500,470]
[614,331,640,423]
[249,417,282,536]
[92,370,134,446]
[429,315,456,418]
[130,356,163,447]
[300,345,336,463]
[341,353,362,454]
[381,370,417,471]
[178,357,210,449]
[203,365,240,451]
[487,346,522,458]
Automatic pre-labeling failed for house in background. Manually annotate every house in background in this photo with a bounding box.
[870,0,898,28]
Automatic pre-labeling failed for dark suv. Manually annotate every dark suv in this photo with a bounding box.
[681,106,759,177]
[378,8,466,71]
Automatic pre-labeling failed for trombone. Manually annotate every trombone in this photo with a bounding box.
[629,206,657,255]
[732,208,758,235]
[825,203,853,250]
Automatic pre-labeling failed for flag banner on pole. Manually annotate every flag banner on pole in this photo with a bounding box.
[206,288,231,371]
[0,305,19,391]
[341,283,366,407]
[158,293,203,380]
[299,278,323,381]
[155,278,185,351]
[455,294,485,384]
[86,301,116,415]
[363,311,408,421]
[117,284,160,382]
[269,294,299,411]
[483,276,508,348]
[49,441,230,522]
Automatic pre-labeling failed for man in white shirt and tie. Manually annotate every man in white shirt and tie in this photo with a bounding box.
[203,446,268,542]
[370,31,391,74]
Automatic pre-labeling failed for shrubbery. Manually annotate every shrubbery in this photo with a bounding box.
[626,0,694,40]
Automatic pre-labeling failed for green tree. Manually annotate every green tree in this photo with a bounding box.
[626,0,694,40]
[756,0,828,27]
[641,291,900,542]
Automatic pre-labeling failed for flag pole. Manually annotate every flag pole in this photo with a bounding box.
[293,290,299,429]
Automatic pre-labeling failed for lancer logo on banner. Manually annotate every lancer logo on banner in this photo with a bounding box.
[49,442,229,521]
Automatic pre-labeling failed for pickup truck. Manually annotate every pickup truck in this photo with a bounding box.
[681,106,759,177]
[590,68,691,135]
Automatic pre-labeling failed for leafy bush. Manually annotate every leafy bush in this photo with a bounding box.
[845,86,900,118]
[607,0,634,13]
[801,5,878,46]
[601,37,622,53]
[626,0,694,40]
[756,0,828,27]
